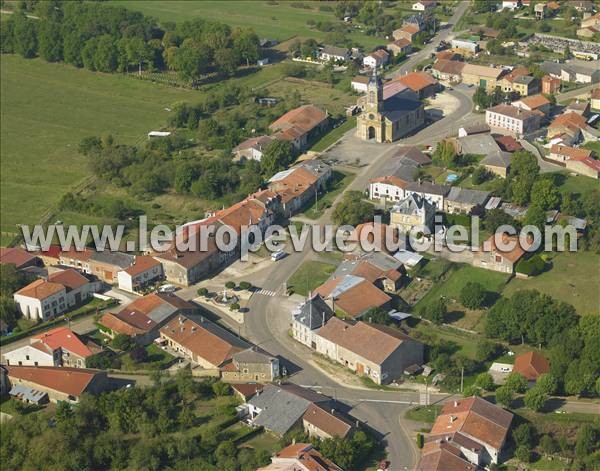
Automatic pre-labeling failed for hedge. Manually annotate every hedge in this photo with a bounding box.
[516,255,546,276]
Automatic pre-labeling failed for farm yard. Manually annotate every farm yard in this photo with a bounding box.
[0,55,194,238]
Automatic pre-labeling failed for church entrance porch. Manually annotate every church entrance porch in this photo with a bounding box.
[368,126,376,140]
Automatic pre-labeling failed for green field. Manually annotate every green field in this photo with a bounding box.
[288,260,336,296]
[0,55,194,235]
[108,0,383,49]
[503,250,600,315]
[415,264,510,310]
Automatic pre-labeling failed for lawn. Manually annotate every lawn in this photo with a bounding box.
[287,260,336,296]
[0,55,194,234]
[583,141,600,156]
[119,343,176,371]
[108,0,383,49]
[310,118,356,152]
[503,250,600,315]
[415,264,510,311]
[299,170,355,219]
[405,405,443,424]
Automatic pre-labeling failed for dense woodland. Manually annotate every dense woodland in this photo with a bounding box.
[0,1,261,83]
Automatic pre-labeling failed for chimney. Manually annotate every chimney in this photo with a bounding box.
[453,400,458,407]
[450,415,456,423]
[331,408,335,414]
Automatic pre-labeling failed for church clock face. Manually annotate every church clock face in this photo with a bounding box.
[369,113,374,120]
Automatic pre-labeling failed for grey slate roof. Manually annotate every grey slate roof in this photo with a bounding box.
[248,384,329,435]
[481,150,512,169]
[293,294,334,330]
[382,94,423,122]
[446,187,491,206]
[90,251,134,269]
[393,193,436,214]
[232,347,276,365]
[321,45,349,57]
[146,304,178,324]
[405,181,450,196]
[458,133,501,156]
[513,75,536,85]
[394,146,432,166]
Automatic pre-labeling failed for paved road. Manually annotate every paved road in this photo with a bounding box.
[387,0,470,79]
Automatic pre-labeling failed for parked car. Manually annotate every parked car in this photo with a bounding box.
[271,250,287,261]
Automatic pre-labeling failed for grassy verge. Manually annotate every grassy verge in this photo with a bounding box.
[287,260,336,296]
[310,118,356,152]
[405,405,443,424]
[299,170,355,219]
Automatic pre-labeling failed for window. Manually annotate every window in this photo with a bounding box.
[26,355,30,360]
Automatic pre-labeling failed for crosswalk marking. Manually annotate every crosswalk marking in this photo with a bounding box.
[257,289,277,297]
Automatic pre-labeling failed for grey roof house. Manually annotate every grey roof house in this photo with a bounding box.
[444,187,491,214]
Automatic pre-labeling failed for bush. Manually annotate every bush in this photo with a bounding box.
[197,287,209,297]
[475,373,495,391]
[229,303,240,311]
[540,434,558,455]
[416,433,424,449]
[420,298,447,325]
[225,281,236,289]
[537,373,558,395]
[212,381,231,397]
[472,166,490,185]
[459,282,487,309]
[129,346,149,363]
[238,281,252,291]
[513,423,536,448]
[524,386,547,412]
[495,385,513,407]
[505,372,528,394]
[475,340,502,362]
[111,333,133,351]
[516,445,532,463]
[516,254,546,276]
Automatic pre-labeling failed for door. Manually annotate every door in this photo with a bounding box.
[356,362,365,375]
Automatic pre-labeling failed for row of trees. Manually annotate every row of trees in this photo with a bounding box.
[1,2,261,83]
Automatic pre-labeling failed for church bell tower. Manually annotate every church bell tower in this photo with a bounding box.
[366,67,383,113]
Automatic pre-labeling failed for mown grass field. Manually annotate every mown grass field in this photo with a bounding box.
[503,250,600,315]
[288,260,336,296]
[0,55,194,234]
[108,0,383,49]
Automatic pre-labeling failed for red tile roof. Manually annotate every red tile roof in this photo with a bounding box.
[514,94,550,110]
[302,403,353,438]
[430,397,513,451]
[5,365,104,397]
[315,278,391,319]
[479,234,528,263]
[59,247,94,262]
[432,59,466,75]
[99,312,148,336]
[264,443,342,471]
[494,135,523,152]
[47,269,89,291]
[268,167,318,205]
[15,279,65,300]
[316,318,419,365]
[0,247,37,268]
[32,326,94,359]
[231,383,264,400]
[160,315,250,368]
[513,351,550,381]
[123,256,161,276]
[394,72,438,92]
[417,440,476,471]
[269,105,327,136]
[550,144,593,160]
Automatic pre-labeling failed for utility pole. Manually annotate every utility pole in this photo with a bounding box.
[460,367,464,393]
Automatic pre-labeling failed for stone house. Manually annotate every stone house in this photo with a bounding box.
[473,234,528,273]
[314,318,424,385]
[390,193,436,233]
[221,348,280,383]
[291,294,334,349]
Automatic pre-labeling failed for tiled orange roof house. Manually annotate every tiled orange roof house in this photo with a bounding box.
[513,351,550,382]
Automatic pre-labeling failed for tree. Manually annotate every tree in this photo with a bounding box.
[513,423,535,448]
[93,35,119,72]
[260,140,295,175]
[536,373,558,395]
[459,282,487,309]
[416,433,424,449]
[129,346,149,363]
[0,297,20,330]
[233,28,260,66]
[197,287,209,297]
[472,166,490,185]
[238,281,251,291]
[432,140,457,167]
[332,191,375,226]
[111,333,133,351]
[225,281,236,289]
[422,298,447,325]
[13,13,37,58]
[540,434,558,455]
[516,445,532,463]
[524,386,547,412]
[38,20,63,62]
[214,47,239,76]
[495,385,513,407]
[531,179,561,211]
[484,208,518,233]
[475,340,502,362]
[475,373,495,391]
[523,204,546,234]
[173,41,212,83]
[365,307,390,325]
[212,381,231,397]
[508,151,539,206]
[575,424,597,458]
[505,372,528,394]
